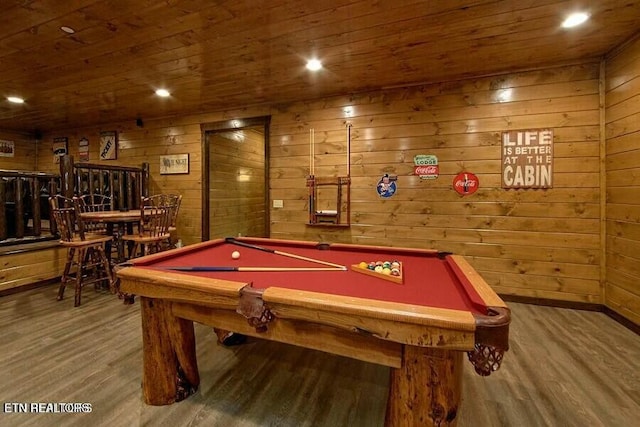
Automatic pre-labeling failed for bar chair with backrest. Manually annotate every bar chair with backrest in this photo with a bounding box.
[121,196,172,258]
[167,194,182,248]
[49,195,115,307]
[145,194,182,248]
[76,193,118,260]
[76,193,112,234]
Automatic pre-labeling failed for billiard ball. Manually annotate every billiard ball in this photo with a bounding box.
[232,251,240,259]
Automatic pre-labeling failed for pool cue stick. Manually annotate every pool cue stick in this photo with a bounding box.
[225,237,346,269]
[164,266,346,272]
[309,128,315,224]
[309,128,316,176]
[346,122,351,177]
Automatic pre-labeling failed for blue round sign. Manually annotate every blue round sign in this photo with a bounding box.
[376,174,397,198]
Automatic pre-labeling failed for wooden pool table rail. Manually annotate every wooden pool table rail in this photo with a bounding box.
[117,266,502,351]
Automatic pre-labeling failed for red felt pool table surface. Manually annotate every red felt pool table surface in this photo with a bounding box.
[133,237,487,315]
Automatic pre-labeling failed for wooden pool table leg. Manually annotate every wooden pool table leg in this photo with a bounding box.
[385,346,463,427]
[140,297,200,405]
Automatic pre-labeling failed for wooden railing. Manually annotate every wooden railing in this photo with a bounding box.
[0,155,149,246]
[0,170,59,242]
[59,155,150,211]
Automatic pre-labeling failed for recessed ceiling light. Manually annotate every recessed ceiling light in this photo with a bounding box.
[7,96,24,104]
[306,59,322,71]
[60,26,75,34]
[155,89,170,97]
[562,12,590,28]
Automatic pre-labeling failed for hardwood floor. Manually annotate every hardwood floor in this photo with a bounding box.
[1,285,639,426]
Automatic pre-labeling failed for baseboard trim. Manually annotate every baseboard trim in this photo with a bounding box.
[501,294,639,335]
[601,306,640,335]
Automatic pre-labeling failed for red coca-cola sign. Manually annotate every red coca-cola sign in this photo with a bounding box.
[452,172,479,195]
[414,165,439,179]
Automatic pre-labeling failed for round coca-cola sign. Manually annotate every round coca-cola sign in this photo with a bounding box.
[452,172,479,195]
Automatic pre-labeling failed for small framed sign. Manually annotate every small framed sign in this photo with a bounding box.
[0,140,15,157]
[79,137,89,162]
[53,137,68,163]
[160,154,189,174]
[502,128,553,189]
[100,131,117,160]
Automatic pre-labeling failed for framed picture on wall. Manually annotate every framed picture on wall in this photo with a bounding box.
[100,131,117,160]
[160,154,189,174]
[79,137,89,162]
[53,137,68,163]
[0,139,15,157]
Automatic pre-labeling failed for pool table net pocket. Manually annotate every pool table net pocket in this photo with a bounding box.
[467,344,505,376]
[469,306,511,376]
[237,285,274,332]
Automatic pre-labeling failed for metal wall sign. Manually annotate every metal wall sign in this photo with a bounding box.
[413,155,439,180]
[377,174,397,198]
[453,172,479,196]
[502,129,553,189]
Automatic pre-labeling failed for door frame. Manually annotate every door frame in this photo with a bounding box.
[200,116,270,241]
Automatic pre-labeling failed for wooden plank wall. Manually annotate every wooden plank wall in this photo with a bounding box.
[34,63,602,304]
[605,37,640,324]
[0,245,67,292]
[0,130,37,170]
[270,64,602,304]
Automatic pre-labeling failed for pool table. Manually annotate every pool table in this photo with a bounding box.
[116,237,510,427]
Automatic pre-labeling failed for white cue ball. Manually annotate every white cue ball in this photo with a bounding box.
[232,251,240,259]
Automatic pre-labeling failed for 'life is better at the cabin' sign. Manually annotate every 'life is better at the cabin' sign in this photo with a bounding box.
[502,129,553,189]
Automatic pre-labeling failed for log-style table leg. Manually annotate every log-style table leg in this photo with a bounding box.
[386,346,463,426]
[139,297,200,405]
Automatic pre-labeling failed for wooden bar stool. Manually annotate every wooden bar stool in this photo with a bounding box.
[49,195,115,307]
[76,194,112,234]
[121,196,172,258]
[166,194,182,248]
[76,193,117,260]
[138,194,182,249]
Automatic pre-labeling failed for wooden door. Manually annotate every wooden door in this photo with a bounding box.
[202,117,269,240]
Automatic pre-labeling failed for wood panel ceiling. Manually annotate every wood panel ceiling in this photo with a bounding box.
[1,0,639,133]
